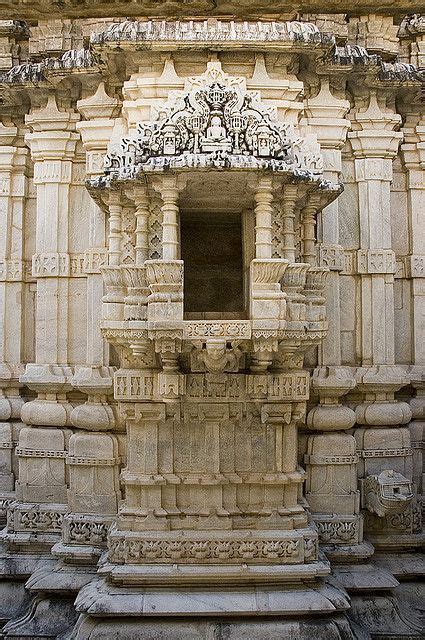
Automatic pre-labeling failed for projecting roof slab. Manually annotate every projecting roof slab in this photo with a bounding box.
[0,0,423,20]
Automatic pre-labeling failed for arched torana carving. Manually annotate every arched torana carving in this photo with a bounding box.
[100,61,324,183]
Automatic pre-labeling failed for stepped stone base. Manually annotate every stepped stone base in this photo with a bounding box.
[74,577,350,618]
[69,615,357,640]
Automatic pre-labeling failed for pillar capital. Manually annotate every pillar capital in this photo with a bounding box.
[25,96,80,163]
[304,77,351,151]
[76,83,121,176]
[348,92,402,159]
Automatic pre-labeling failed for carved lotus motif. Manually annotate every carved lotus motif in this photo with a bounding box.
[305,266,329,291]
[145,259,183,286]
[251,259,289,284]
[122,265,148,290]
[281,263,309,289]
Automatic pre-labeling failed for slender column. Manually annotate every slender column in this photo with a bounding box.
[401,116,425,507]
[349,93,417,549]
[108,192,123,267]
[160,176,179,260]
[10,96,79,544]
[281,184,297,263]
[254,177,273,259]
[349,92,402,367]
[304,76,350,366]
[0,124,27,521]
[301,196,320,266]
[77,82,119,366]
[133,184,150,265]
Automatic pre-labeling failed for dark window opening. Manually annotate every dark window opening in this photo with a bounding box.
[181,211,244,315]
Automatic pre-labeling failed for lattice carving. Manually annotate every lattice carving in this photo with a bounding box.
[120,207,136,264]
[148,198,163,260]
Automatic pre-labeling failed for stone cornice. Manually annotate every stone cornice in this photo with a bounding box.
[90,19,335,51]
[0,1,420,20]
[0,23,422,105]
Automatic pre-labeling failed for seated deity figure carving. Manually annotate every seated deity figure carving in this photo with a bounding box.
[202,114,232,152]
[207,115,226,141]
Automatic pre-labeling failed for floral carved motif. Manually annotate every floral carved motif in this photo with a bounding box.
[108,534,319,564]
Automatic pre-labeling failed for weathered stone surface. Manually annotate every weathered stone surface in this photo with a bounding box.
[70,615,357,640]
[0,7,423,639]
[0,1,421,20]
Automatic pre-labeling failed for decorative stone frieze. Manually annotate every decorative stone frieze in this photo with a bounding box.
[91,19,334,50]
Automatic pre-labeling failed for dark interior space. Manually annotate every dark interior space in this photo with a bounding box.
[181,211,244,314]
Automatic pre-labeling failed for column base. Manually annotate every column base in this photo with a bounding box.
[0,580,34,630]
[25,560,97,595]
[0,543,54,630]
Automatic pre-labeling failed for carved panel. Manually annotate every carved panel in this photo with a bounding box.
[357,249,396,274]
[108,529,317,564]
[183,320,251,340]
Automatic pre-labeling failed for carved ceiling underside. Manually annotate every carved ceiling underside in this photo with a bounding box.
[0,0,422,20]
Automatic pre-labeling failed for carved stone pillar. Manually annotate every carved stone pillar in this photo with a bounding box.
[38,84,124,568]
[303,79,366,557]
[77,81,119,364]
[304,75,350,367]
[281,184,297,263]
[254,177,273,259]
[301,195,320,267]
[348,93,419,550]
[101,192,126,322]
[108,191,123,267]
[159,175,180,260]
[401,116,425,515]
[305,368,364,555]
[133,184,150,265]
[121,185,150,322]
[0,124,27,523]
[8,96,79,550]
[349,92,401,368]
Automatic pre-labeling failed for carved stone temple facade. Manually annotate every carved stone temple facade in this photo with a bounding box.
[0,3,423,638]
